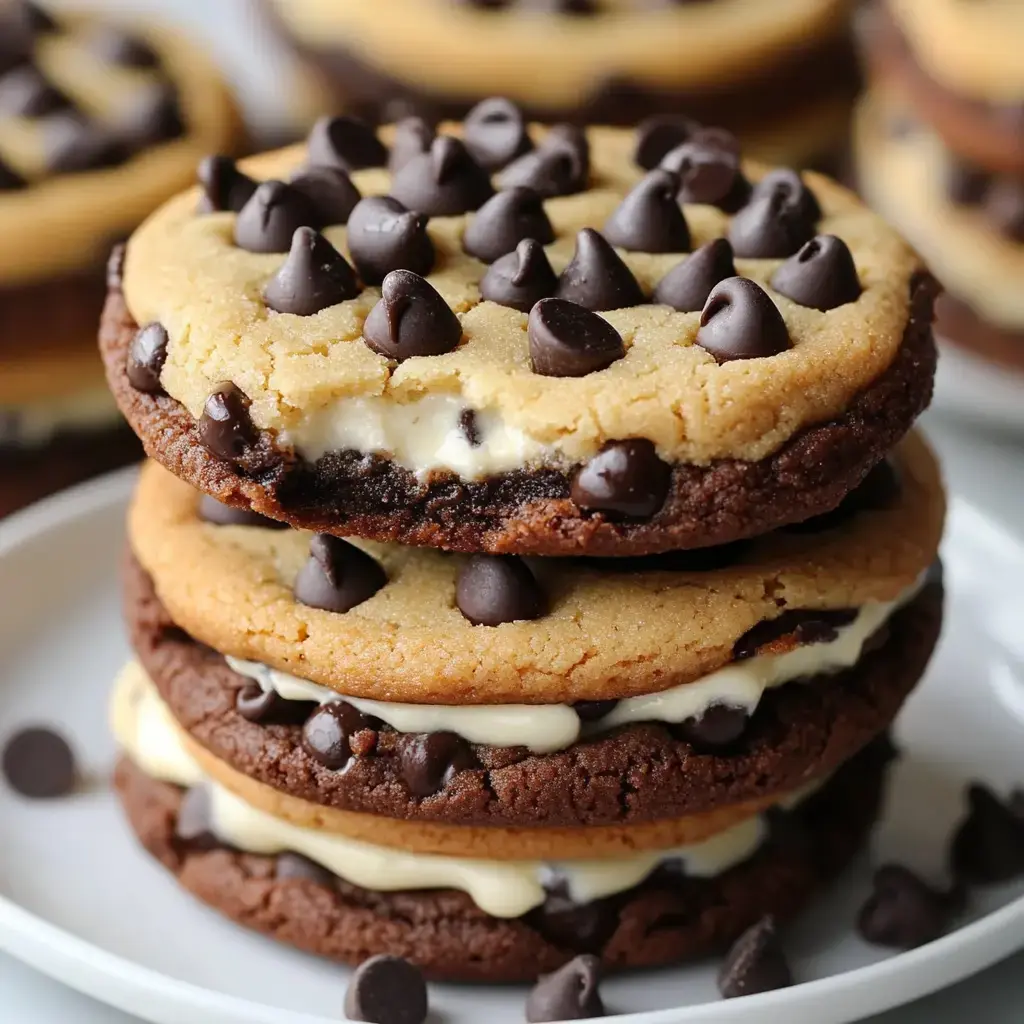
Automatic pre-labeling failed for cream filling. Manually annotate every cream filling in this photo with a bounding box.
[0,388,123,448]
[227,579,918,754]
[111,663,816,918]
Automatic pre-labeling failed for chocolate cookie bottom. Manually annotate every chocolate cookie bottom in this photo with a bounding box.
[114,734,892,982]
[935,294,1024,375]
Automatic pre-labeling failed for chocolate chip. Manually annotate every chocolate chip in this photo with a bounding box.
[234,180,318,254]
[857,864,952,949]
[346,196,435,285]
[479,238,557,312]
[733,608,857,660]
[114,81,183,148]
[556,228,644,311]
[294,534,386,613]
[652,238,736,312]
[573,700,619,723]
[603,169,691,253]
[363,270,462,361]
[498,127,588,197]
[305,115,387,172]
[951,783,1024,884]
[676,704,748,749]
[275,852,336,888]
[772,234,861,311]
[199,383,259,463]
[754,167,821,223]
[43,113,127,174]
[302,702,372,770]
[571,439,671,519]
[388,116,435,175]
[0,64,73,117]
[88,27,160,68]
[263,227,360,316]
[459,408,482,446]
[456,554,545,625]
[529,881,623,953]
[235,684,315,725]
[634,113,698,170]
[462,186,554,263]
[528,296,625,377]
[175,787,218,850]
[718,916,793,998]
[946,159,989,206]
[526,955,605,1023]
[0,155,25,191]
[463,96,532,171]
[344,955,428,1024]
[390,135,494,216]
[660,140,750,212]
[729,169,819,259]
[695,277,790,363]
[985,178,1024,242]
[196,155,257,214]
[126,322,169,394]
[401,732,479,796]
[2,727,75,798]
[287,166,361,226]
[198,494,289,529]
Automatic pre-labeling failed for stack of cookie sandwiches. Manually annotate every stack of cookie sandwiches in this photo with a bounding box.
[262,0,860,169]
[102,110,944,983]
[856,0,1024,374]
[0,1,242,515]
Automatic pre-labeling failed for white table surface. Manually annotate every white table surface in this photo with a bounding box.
[8,0,1024,1017]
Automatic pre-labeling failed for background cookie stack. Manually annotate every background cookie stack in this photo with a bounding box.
[103,107,945,988]
[856,0,1024,375]
[0,1,242,516]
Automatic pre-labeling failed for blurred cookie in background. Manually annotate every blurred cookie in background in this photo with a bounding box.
[260,0,860,169]
[0,0,244,515]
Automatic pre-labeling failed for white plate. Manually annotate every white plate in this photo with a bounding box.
[933,342,1024,434]
[0,470,1022,1024]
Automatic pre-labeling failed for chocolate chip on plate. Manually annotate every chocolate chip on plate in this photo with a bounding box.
[951,783,1024,885]
[305,115,387,172]
[263,227,360,316]
[462,186,554,263]
[603,168,691,253]
[196,155,257,214]
[88,27,160,68]
[344,954,429,1024]
[528,296,625,377]
[498,126,589,197]
[126,322,169,394]
[652,238,736,313]
[198,494,288,529]
[480,238,557,312]
[288,166,361,226]
[388,116,435,175]
[772,235,861,311]
[275,852,336,888]
[0,64,73,117]
[346,196,435,285]
[729,169,819,259]
[633,113,699,170]
[390,135,494,217]
[456,554,546,626]
[571,439,671,519]
[718,916,793,999]
[463,96,533,171]
[302,702,373,770]
[362,269,462,361]
[199,383,259,463]
[175,786,218,849]
[401,732,479,796]
[857,864,952,949]
[2,726,76,798]
[526,954,606,1022]
[42,112,128,174]
[556,228,644,311]
[234,180,319,254]
[660,139,751,212]
[676,703,749,749]
[695,277,791,363]
[294,534,387,614]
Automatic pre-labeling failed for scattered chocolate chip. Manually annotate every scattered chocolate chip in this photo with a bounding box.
[951,783,1024,884]
[42,112,127,174]
[556,228,644,311]
[302,702,372,770]
[718,916,793,999]
[571,439,671,519]
[652,238,736,313]
[199,383,259,463]
[945,159,989,206]
[0,64,73,117]
[729,169,819,258]
[772,234,861,311]
[175,787,218,849]
[603,168,691,253]
[344,955,429,1024]
[346,196,435,285]
[459,408,482,447]
[0,154,25,191]
[526,955,605,1022]
[462,186,554,263]
[294,534,386,614]
[528,296,625,377]
[305,115,387,172]
[288,166,361,226]
[660,140,750,212]
[634,113,698,170]
[985,178,1024,243]
[363,269,462,361]
[275,852,336,888]
[263,227,360,316]
[388,116,435,175]
[2,727,75,798]
[88,27,160,68]
[401,732,479,797]
[456,554,546,626]
[857,864,952,950]
[196,155,257,214]
[464,96,533,171]
[695,277,790,363]
[234,180,319,254]
[114,81,183,148]
[573,700,619,723]
[479,238,557,312]
[733,608,858,661]
[676,704,748,748]
[391,135,494,216]
[126,322,169,394]
[498,127,588,197]
[198,494,288,529]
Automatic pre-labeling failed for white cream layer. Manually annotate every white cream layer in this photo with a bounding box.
[0,388,123,447]
[227,579,918,754]
[112,662,801,919]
